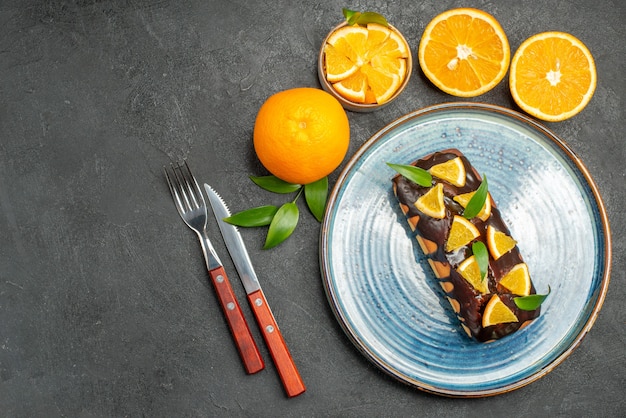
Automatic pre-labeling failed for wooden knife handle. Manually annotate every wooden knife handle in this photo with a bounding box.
[247,289,306,397]
[208,266,264,374]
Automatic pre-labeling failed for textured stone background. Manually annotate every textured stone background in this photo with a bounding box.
[1,0,624,416]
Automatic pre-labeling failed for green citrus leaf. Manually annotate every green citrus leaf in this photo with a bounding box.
[342,8,358,23]
[342,8,388,26]
[514,286,551,311]
[250,175,301,194]
[264,202,299,249]
[387,163,432,187]
[304,177,328,223]
[464,175,488,219]
[355,11,389,26]
[472,241,489,282]
[223,205,278,227]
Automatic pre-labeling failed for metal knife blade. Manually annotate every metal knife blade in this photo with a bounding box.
[204,184,306,398]
[203,185,261,295]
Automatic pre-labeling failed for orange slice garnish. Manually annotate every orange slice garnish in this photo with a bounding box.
[429,157,466,187]
[499,263,531,296]
[453,191,491,221]
[414,183,445,219]
[457,255,489,294]
[446,215,480,252]
[482,295,518,327]
[486,225,517,260]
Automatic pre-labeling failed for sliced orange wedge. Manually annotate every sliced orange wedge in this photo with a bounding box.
[486,225,517,260]
[429,157,466,187]
[324,23,409,104]
[414,183,445,219]
[324,43,359,82]
[499,263,531,296]
[332,71,368,103]
[446,215,480,252]
[453,191,492,221]
[457,255,489,294]
[482,295,518,327]
[361,63,402,104]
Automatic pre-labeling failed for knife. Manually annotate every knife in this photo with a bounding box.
[204,184,306,398]
[164,163,264,375]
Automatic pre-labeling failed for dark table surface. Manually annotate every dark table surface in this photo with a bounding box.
[1,0,624,416]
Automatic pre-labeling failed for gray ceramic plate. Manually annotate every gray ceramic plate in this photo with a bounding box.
[320,103,611,397]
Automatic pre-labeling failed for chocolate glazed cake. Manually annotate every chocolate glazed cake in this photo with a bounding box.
[391,148,541,342]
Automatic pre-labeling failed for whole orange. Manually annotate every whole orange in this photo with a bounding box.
[253,87,350,185]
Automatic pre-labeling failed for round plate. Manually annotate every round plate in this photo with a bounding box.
[320,103,611,397]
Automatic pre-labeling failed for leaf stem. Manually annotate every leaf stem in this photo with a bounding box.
[292,188,303,204]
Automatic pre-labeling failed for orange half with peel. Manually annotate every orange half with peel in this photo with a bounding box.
[510,31,597,121]
[418,8,510,97]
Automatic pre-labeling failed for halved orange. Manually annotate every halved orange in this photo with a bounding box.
[486,225,517,260]
[510,31,597,121]
[428,157,466,187]
[446,215,480,252]
[499,263,531,296]
[414,183,445,219]
[482,295,518,327]
[457,255,489,294]
[418,8,510,97]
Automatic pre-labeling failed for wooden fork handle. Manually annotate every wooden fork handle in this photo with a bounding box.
[208,266,265,374]
[247,289,306,397]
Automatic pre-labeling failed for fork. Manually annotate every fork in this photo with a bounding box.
[164,161,264,374]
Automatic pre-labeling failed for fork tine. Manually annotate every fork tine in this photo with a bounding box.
[170,163,193,212]
[166,160,206,214]
[164,165,186,215]
[180,160,204,210]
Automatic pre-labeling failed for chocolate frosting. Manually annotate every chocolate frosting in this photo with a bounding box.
[391,148,540,342]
